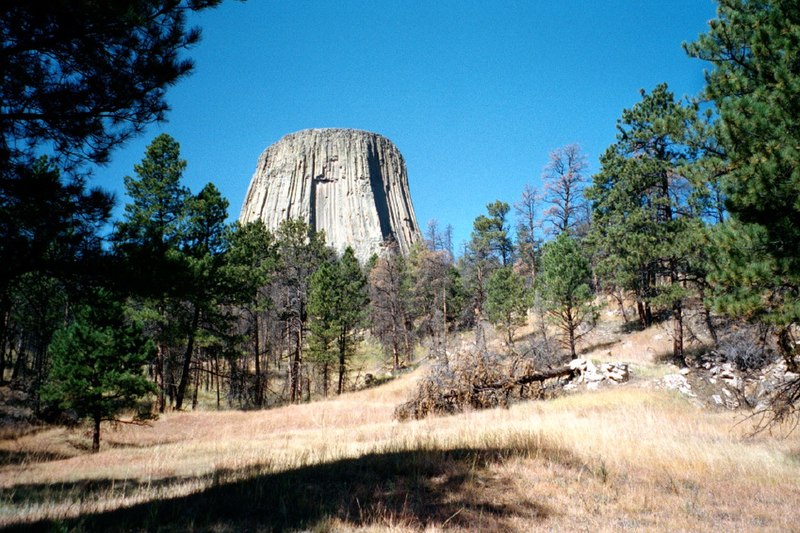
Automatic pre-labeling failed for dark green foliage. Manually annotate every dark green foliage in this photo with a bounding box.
[308,247,369,395]
[0,158,112,384]
[115,134,190,296]
[485,266,529,347]
[114,134,236,411]
[0,158,112,290]
[307,262,340,395]
[686,0,800,340]
[174,182,232,410]
[114,134,190,411]
[274,219,333,403]
[463,201,515,323]
[538,233,595,358]
[225,221,278,407]
[226,221,278,302]
[471,201,514,268]
[0,0,223,396]
[41,295,155,452]
[0,0,223,172]
[586,83,707,358]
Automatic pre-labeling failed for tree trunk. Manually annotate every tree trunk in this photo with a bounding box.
[337,330,346,395]
[698,285,718,346]
[155,343,166,413]
[402,313,412,363]
[11,347,25,380]
[214,354,221,409]
[0,304,9,384]
[290,323,302,403]
[92,410,101,453]
[568,316,577,359]
[673,301,684,362]
[475,364,577,392]
[778,327,799,373]
[253,314,262,407]
[636,299,647,329]
[613,291,629,323]
[175,304,200,410]
[192,356,200,410]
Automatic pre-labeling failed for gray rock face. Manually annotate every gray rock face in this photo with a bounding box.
[240,128,421,262]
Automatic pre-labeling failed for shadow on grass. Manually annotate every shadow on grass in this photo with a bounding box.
[579,339,621,356]
[5,446,554,532]
[0,449,74,467]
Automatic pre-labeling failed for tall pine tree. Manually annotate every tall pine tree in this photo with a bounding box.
[587,84,706,360]
[686,0,800,421]
[686,0,800,360]
[308,247,368,395]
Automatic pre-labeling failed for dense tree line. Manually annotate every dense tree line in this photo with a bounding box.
[2,0,800,445]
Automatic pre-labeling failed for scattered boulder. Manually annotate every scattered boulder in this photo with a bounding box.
[661,373,696,397]
[568,358,629,385]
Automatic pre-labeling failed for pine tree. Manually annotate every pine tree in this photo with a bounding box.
[275,219,332,403]
[115,134,190,411]
[226,221,278,407]
[307,261,340,397]
[308,247,368,395]
[471,201,514,267]
[1,0,223,173]
[485,266,529,347]
[538,233,596,359]
[0,157,112,383]
[586,84,705,359]
[174,182,232,410]
[41,294,155,452]
[463,201,514,323]
[686,0,800,365]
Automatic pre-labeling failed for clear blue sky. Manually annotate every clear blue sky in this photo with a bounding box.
[95,0,719,252]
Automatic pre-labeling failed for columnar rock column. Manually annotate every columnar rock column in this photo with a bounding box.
[240,128,421,262]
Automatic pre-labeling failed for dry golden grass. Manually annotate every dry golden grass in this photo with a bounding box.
[1,325,799,531]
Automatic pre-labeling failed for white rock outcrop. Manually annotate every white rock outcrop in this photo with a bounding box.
[240,128,421,262]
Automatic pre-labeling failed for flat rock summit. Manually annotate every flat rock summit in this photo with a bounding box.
[240,128,421,262]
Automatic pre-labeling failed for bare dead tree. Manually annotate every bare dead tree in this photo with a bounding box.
[541,144,588,236]
[514,184,540,287]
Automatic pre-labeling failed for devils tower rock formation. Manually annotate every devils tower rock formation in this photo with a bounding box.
[240,128,421,262]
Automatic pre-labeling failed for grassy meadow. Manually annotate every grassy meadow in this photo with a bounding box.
[1,324,799,532]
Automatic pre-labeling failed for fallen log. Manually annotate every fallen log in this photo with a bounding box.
[473,364,576,392]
